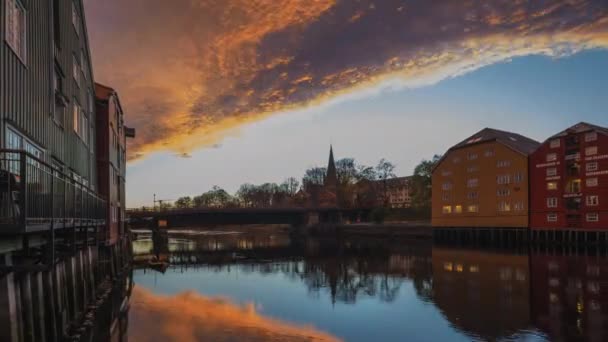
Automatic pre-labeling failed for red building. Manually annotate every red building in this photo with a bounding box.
[95,83,135,245]
[530,122,608,230]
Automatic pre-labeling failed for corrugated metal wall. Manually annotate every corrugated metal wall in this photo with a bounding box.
[1,0,97,188]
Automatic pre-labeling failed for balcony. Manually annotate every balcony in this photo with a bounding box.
[0,149,106,235]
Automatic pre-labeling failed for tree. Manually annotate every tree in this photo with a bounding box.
[282,177,300,196]
[410,155,442,210]
[193,186,233,208]
[174,196,192,209]
[302,167,326,191]
[376,159,396,206]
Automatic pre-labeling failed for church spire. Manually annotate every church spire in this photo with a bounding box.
[325,145,338,190]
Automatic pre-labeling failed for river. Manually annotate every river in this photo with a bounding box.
[123,227,608,342]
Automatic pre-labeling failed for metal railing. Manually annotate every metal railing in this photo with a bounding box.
[0,149,106,233]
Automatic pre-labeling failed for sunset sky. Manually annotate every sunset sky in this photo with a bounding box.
[84,1,608,207]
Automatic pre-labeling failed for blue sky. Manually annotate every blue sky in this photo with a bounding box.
[125,50,608,207]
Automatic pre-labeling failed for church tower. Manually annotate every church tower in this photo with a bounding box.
[325,145,338,192]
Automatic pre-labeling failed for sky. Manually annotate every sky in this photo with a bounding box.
[83,1,608,207]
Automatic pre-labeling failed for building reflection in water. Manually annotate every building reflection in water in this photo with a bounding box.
[127,230,608,342]
[431,247,532,341]
[530,251,608,342]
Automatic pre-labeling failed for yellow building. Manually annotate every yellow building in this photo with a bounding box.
[432,128,540,228]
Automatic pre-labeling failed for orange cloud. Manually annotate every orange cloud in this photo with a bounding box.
[129,286,341,341]
[85,1,608,161]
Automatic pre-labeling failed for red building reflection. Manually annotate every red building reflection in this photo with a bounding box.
[531,252,608,341]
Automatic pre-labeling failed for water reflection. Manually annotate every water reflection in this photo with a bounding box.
[129,286,340,341]
[126,229,608,342]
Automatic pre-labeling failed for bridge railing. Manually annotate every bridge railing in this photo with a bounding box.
[0,149,106,234]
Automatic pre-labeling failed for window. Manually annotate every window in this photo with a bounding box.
[547,182,558,190]
[4,127,43,175]
[452,157,461,164]
[73,54,80,87]
[586,213,599,222]
[547,213,558,222]
[441,170,452,177]
[585,132,597,142]
[586,162,598,172]
[514,172,523,183]
[442,206,452,214]
[546,153,557,162]
[467,165,479,173]
[498,201,511,212]
[467,205,479,213]
[546,168,557,177]
[467,178,479,188]
[442,192,450,201]
[497,175,511,185]
[5,0,26,62]
[442,182,452,190]
[497,188,511,197]
[586,178,598,187]
[72,1,80,36]
[467,191,478,200]
[454,205,463,214]
[549,139,561,148]
[514,202,524,211]
[73,101,88,144]
[497,160,511,168]
[586,195,599,207]
[467,152,478,160]
[585,146,598,156]
[547,198,558,208]
[484,149,494,157]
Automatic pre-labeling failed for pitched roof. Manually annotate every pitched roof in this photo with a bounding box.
[324,145,338,188]
[546,122,608,140]
[432,128,540,173]
[450,128,540,156]
[94,82,115,100]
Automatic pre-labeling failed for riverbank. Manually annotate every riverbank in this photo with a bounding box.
[308,221,432,239]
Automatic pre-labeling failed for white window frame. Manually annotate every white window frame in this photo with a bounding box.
[546,153,557,162]
[585,146,598,156]
[586,213,599,222]
[585,132,597,142]
[497,175,511,185]
[498,201,511,212]
[467,191,478,200]
[467,152,478,161]
[497,188,511,197]
[514,172,523,183]
[514,202,524,211]
[549,139,561,148]
[547,197,558,208]
[5,0,26,63]
[467,178,479,188]
[547,213,558,222]
[497,160,511,168]
[546,168,557,177]
[586,195,599,207]
[442,182,452,191]
[547,182,558,190]
[586,162,598,172]
[586,178,598,187]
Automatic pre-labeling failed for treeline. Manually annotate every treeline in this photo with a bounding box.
[167,155,441,210]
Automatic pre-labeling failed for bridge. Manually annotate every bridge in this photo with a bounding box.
[127,207,367,229]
